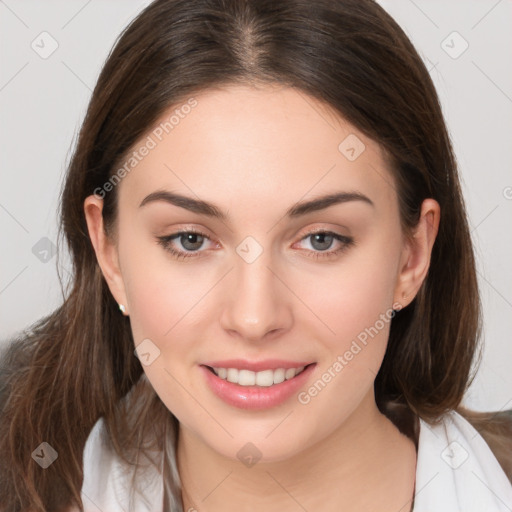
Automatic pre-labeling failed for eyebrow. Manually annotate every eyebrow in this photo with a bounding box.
[139,190,374,220]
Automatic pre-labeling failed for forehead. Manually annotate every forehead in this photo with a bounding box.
[117,84,397,217]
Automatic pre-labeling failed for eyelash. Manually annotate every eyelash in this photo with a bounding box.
[157,228,355,261]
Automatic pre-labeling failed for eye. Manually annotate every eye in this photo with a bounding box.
[294,230,355,260]
[157,229,214,260]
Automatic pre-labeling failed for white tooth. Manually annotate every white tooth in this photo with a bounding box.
[226,368,239,383]
[285,368,296,380]
[216,366,305,386]
[238,369,256,385]
[273,368,286,384]
[256,369,274,386]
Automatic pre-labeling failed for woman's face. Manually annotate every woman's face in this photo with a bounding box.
[99,84,413,462]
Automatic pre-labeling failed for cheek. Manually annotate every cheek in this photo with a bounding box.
[295,248,399,347]
[119,241,212,425]
[120,228,212,344]
[290,239,401,410]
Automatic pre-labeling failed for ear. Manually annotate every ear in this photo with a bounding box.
[84,194,129,314]
[393,198,440,309]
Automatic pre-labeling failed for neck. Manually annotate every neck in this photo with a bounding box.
[177,391,417,512]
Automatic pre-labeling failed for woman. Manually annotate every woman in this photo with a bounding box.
[1,0,511,511]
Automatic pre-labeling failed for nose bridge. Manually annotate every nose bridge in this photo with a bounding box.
[220,238,292,339]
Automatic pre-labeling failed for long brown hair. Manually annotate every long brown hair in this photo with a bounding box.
[1,0,510,510]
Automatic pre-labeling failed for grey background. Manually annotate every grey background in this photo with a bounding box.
[0,0,511,412]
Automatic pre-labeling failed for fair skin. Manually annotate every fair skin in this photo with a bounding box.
[84,83,440,511]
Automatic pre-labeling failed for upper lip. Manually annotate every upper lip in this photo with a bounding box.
[201,359,315,372]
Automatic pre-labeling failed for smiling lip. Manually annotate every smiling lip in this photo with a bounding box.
[200,361,316,410]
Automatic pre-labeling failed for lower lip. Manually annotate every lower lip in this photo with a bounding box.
[199,364,316,410]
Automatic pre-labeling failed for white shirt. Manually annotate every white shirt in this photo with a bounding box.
[80,410,512,511]
[413,410,512,511]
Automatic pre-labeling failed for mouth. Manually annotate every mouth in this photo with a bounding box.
[203,364,314,387]
[199,362,317,410]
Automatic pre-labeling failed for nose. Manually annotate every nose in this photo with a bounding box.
[220,248,293,342]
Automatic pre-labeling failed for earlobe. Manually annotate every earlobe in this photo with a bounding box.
[83,195,129,313]
[394,199,440,309]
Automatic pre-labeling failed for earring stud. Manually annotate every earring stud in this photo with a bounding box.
[119,304,127,314]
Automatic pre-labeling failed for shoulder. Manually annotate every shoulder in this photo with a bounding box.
[413,409,512,511]
[457,407,512,482]
[81,417,164,512]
